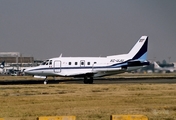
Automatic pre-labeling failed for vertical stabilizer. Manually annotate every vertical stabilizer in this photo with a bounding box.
[173,63,176,68]
[153,62,162,69]
[128,36,148,60]
[0,61,5,68]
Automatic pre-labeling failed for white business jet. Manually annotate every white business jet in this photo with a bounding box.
[24,36,150,84]
[153,62,176,72]
[0,61,5,74]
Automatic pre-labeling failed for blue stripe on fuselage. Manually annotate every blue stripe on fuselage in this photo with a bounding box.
[27,60,130,72]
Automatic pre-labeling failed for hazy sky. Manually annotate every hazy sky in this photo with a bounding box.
[0,0,176,62]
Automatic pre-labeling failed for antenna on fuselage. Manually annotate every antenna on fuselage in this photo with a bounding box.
[59,53,62,57]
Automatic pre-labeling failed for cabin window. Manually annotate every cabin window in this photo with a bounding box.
[69,62,71,65]
[75,62,78,65]
[81,62,84,65]
[87,62,90,65]
[94,62,97,64]
[41,61,46,65]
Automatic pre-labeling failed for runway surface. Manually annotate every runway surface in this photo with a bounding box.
[0,77,176,85]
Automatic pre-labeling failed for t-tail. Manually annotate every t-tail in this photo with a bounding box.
[128,36,148,60]
[153,62,162,69]
[126,36,149,66]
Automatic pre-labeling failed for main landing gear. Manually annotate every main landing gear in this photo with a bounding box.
[84,76,94,84]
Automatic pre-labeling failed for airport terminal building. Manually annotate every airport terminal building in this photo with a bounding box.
[0,52,42,75]
[0,52,33,63]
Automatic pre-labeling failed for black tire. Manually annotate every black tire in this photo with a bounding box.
[88,77,93,84]
[84,76,89,84]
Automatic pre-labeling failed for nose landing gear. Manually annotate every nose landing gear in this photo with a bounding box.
[44,77,48,84]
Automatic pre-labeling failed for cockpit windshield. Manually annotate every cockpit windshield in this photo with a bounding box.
[41,60,49,65]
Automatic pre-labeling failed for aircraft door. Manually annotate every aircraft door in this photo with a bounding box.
[54,60,61,73]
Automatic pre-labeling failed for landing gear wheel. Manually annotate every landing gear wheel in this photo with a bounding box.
[44,81,47,84]
[88,77,93,84]
[83,76,94,84]
[44,77,48,84]
[84,76,89,84]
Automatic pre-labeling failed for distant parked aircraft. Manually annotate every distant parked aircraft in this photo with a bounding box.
[0,61,5,68]
[24,36,150,84]
[153,62,176,72]
[0,61,5,74]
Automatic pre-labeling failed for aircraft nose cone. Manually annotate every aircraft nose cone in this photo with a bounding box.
[24,68,31,74]
[24,69,28,74]
[24,67,38,75]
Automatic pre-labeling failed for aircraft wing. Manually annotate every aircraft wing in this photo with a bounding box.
[63,71,96,78]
